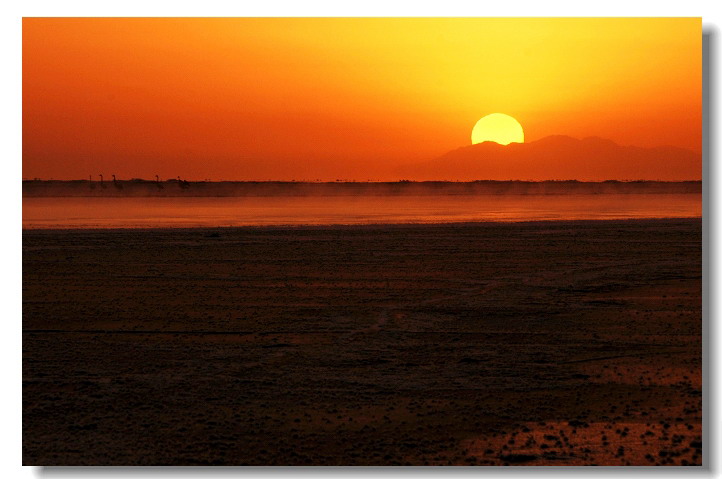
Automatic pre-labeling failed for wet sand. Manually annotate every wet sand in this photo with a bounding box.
[22,219,702,465]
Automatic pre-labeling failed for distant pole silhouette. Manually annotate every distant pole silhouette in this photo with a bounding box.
[155,175,164,190]
[112,174,123,190]
[99,174,107,189]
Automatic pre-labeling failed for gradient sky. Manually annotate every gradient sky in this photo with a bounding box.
[23,18,701,180]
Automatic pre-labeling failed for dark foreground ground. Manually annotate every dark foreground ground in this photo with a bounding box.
[23,219,702,465]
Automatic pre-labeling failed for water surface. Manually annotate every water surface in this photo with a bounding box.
[22,194,701,229]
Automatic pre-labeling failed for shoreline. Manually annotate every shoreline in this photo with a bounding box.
[21,216,703,232]
[22,180,702,198]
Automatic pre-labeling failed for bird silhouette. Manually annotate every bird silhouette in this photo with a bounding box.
[112,174,123,190]
[177,176,190,189]
[99,174,107,189]
[155,175,164,190]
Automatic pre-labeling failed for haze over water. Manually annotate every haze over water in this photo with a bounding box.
[22,194,701,229]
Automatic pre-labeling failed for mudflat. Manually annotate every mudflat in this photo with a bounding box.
[22,219,702,465]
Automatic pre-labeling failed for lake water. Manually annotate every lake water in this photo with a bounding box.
[22,194,702,229]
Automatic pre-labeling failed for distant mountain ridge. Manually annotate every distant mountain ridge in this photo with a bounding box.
[399,135,701,181]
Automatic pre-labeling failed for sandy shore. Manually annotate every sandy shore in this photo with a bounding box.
[23,219,702,465]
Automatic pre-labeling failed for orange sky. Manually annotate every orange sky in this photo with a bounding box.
[23,18,701,181]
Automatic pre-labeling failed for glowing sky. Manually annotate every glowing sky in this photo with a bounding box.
[22,18,701,180]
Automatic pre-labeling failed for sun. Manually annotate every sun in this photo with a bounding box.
[471,113,524,145]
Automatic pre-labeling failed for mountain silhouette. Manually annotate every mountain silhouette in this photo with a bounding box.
[398,135,701,181]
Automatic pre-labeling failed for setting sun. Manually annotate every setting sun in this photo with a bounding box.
[471,113,525,146]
